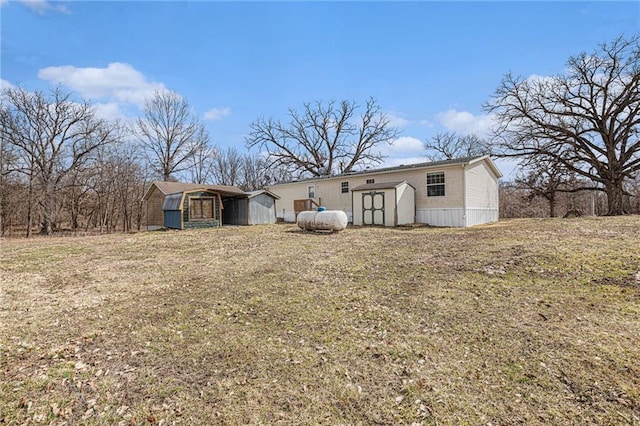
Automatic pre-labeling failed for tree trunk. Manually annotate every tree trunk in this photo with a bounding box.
[548,192,556,217]
[40,181,57,235]
[604,180,627,216]
[26,173,34,238]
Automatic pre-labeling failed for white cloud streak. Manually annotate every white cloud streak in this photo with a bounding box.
[386,136,424,155]
[386,112,410,128]
[204,107,231,121]
[379,136,426,168]
[18,0,70,15]
[93,102,128,121]
[38,62,166,108]
[435,109,495,136]
[0,79,16,91]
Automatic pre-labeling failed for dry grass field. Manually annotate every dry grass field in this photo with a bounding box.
[1,217,639,425]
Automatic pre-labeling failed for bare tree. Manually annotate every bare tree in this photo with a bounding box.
[134,91,208,181]
[0,107,15,235]
[515,158,574,217]
[0,86,117,235]
[187,129,215,184]
[424,132,492,160]
[212,146,244,186]
[486,35,640,215]
[240,154,270,191]
[246,98,400,177]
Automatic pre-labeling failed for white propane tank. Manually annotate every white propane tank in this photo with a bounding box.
[297,210,348,232]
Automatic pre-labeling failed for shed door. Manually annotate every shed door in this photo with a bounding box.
[362,192,385,225]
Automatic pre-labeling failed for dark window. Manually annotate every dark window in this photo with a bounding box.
[366,179,375,184]
[308,185,315,199]
[341,182,349,193]
[426,172,445,197]
[190,197,215,219]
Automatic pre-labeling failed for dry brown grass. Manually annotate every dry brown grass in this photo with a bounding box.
[1,217,639,425]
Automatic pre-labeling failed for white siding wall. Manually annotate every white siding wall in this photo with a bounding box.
[352,192,363,225]
[396,184,415,225]
[416,208,465,227]
[466,208,499,227]
[464,161,499,226]
[384,189,395,227]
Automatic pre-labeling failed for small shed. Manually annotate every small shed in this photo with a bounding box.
[163,189,224,229]
[351,181,415,227]
[142,182,245,230]
[222,190,280,225]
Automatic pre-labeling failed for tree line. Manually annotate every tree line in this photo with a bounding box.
[0,89,287,236]
[1,34,639,236]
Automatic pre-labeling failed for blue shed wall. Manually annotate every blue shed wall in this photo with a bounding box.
[164,211,182,229]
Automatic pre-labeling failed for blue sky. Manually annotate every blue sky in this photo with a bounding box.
[1,1,638,178]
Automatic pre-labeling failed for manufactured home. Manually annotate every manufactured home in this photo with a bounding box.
[267,156,502,227]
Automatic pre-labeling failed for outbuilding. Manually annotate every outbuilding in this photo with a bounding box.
[351,181,415,227]
[142,181,246,230]
[222,190,280,225]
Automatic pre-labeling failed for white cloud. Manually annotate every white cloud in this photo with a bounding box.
[38,62,166,107]
[93,102,127,121]
[418,119,433,128]
[386,112,410,128]
[386,136,424,155]
[435,109,494,136]
[204,107,231,121]
[0,79,16,91]
[526,74,556,85]
[18,0,70,15]
[378,136,427,168]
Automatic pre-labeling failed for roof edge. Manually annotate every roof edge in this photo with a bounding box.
[468,155,503,178]
[268,155,494,187]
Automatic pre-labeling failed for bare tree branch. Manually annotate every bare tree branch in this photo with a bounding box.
[0,86,118,234]
[245,97,400,177]
[424,132,492,160]
[134,91,208,181]
[486,35,640,215]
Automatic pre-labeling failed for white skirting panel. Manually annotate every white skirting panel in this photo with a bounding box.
[466,208,499,227]
[416,208,465,227]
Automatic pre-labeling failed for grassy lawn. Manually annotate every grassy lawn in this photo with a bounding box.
[1,217,639,425]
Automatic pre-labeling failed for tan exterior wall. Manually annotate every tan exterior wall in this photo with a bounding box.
[145,187,165,228]
[464,160,500,226]
[268,158,500,227]
[270,165,463,219]
[465,161,499,209]
[396,184,415,225]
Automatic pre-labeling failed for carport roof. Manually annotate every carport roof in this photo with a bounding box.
[142,181,245,200]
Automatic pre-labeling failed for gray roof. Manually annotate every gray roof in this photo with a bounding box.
[351,180,412,191]
[245,189,281,200]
